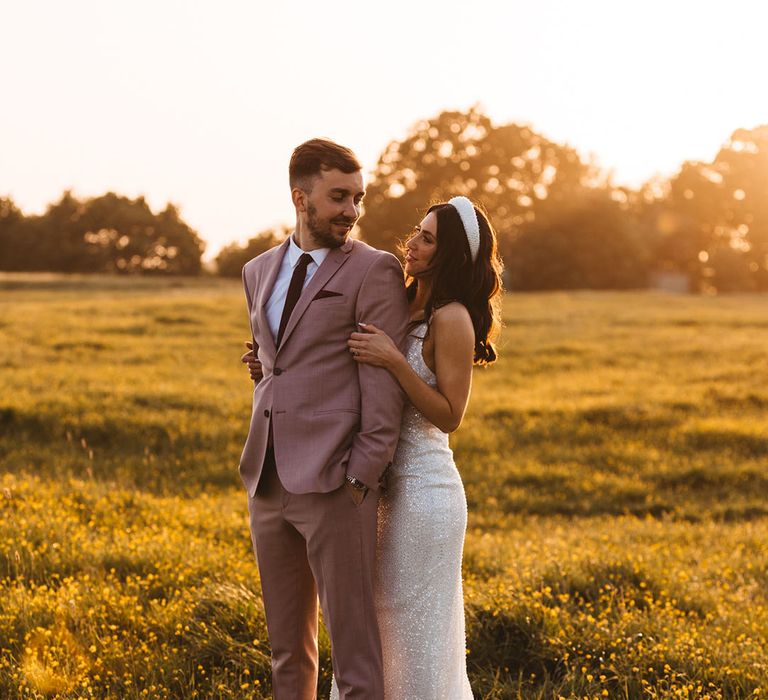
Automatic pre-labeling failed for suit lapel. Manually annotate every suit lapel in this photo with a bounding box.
[277,239,353,352]
[257,239,290,356]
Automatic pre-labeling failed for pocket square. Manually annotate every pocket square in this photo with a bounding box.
[313,290,343,300]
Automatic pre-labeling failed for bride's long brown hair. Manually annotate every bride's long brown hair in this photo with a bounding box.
[402,201,504,365]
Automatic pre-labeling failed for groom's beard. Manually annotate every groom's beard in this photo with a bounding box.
[307,203,355,249]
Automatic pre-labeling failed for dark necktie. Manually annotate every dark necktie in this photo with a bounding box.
[276,253,313,346]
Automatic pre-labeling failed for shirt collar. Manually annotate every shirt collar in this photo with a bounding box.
[287,234,330,269]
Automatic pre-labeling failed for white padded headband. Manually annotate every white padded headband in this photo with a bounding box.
[448,196,480,262]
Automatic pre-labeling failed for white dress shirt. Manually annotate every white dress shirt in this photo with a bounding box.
[265,235,330,341]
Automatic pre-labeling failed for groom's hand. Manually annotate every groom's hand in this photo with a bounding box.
[241,341,263,382]
[344,481,367,505]
[344,474,368,505]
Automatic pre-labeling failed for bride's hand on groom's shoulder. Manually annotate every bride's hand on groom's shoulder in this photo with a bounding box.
[347,324,402,371]
[241,341,263,383]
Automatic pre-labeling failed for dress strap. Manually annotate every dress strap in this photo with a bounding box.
[407,319,429,340]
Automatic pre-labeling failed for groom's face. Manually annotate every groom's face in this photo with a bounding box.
[302,169,365,248]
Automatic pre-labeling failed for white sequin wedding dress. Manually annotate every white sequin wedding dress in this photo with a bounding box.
[332,322,473,699]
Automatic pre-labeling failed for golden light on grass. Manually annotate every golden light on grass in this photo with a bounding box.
[1,279,768,697]
[22,626,90,695]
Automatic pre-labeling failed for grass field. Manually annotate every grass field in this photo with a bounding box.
[1,274,767,699]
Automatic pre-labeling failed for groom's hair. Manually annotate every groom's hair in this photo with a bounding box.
[289,139,361,192]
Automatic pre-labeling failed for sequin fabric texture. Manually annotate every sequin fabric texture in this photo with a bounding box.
[332,322,473,699]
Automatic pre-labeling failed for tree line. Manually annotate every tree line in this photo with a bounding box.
[3,109,766,291]
[0,192,204,275]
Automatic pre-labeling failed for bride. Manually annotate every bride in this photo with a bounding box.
[334,196,503,699]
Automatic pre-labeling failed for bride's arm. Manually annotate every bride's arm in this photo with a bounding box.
[348,303,474,433]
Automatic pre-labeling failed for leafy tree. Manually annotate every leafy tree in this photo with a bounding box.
[651,124,768,291]
[358,108,599,257]
[506,192,651,290]
[356,108,656,291]
[0,191,205,274]
[0,197,27,270]
[0,191,87,272]
[627,181,708,291]
[216,227,289,277]
[74,194,205,274]
[151,202,206,275]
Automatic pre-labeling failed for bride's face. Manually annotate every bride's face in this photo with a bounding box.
[404,212,438,277]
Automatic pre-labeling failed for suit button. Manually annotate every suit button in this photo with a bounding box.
[264,409,270,418]
[273,368,283,376]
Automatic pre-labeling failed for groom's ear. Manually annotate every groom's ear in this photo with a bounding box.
[291,187,307,212]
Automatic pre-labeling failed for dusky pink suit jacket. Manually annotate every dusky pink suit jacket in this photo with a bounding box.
[239,236,409,497]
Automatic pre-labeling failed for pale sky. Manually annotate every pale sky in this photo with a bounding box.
[2,0,767,259]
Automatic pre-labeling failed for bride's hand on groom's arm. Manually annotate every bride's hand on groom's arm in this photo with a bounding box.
[241,340,263,382]
[347,324,405,372]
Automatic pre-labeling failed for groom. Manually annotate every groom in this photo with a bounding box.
[239,138,408,698]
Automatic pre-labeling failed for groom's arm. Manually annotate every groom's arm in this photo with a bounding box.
[347,253,409,490]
